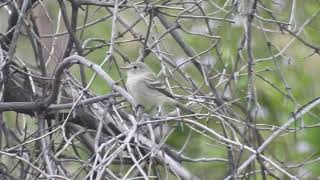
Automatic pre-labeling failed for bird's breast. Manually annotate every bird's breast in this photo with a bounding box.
[126,75,163,107]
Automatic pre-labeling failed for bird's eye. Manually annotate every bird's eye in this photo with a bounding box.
[133,65,138,69]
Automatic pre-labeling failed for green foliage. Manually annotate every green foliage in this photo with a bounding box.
[2,0,320,179]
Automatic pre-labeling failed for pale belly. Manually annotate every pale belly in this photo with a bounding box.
[126,76,167,108]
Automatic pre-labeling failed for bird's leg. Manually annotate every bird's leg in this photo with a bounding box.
[134,104,144,114]
[156,105,163,117]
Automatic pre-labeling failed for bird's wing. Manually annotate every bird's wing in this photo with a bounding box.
[144,76,175,99]
[144,75,195,115]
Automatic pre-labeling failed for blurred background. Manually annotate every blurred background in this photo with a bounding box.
[1,0,320,179]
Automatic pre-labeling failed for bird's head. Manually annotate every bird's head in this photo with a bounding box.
[120,62,152,77]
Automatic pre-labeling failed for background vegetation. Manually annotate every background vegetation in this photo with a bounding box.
[0,0,320,179]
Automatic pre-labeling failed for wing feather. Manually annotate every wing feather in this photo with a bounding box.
[144,77,175,99]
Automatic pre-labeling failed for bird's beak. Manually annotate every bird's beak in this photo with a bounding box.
[120,65,130,70]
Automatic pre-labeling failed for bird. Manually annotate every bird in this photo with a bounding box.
[120,62,194,115]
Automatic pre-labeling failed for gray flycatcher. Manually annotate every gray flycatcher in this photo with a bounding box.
[121,62,194,114]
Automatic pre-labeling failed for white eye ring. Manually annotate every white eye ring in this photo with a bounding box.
[133,65,138,69]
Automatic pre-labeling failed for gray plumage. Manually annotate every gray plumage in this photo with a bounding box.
[122,62,194,114]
